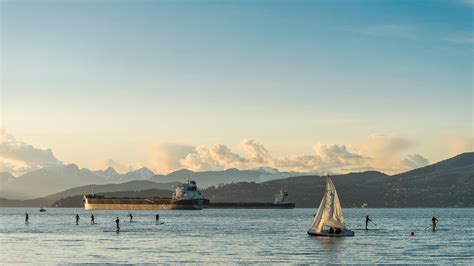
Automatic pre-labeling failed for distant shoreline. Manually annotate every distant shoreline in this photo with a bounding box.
[1,206,472,209]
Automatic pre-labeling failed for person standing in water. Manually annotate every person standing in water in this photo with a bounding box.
[432,216,438,231]
[25,212,29,223]
[76,214,80,225]
[115,217,120,232]
[155,214,160,223]
[91,214,95,224]
[365,215,372,230]
[129,213,133,222]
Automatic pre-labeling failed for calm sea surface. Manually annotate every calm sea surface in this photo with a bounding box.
[0,208,472,264]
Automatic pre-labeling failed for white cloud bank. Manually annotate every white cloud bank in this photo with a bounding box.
[148,143,195,173]
[7,129,471,176]
[0,129,63,176]
[174,140,368,173]
[147,135,429,174]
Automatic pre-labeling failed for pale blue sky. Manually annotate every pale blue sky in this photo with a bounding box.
[1,0,472,173]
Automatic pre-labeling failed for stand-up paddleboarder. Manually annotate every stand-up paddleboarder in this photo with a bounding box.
[116,217,120,232]
[365,215,372,230]
[432,216,438,231]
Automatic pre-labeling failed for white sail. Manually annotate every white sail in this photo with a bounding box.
[308,176,346,233]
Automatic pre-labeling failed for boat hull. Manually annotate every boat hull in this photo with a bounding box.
[83,195,209,210]
[307,230,355,237]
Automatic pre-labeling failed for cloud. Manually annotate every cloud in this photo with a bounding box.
[442,33,474,44]
[400,154,429,170]
[0,157,31,175]
[240,139,273,163]
[270,144,369,174]
[313,144,367,169]
[0,129,62,176]
[180,144,248,171]
[350,134,417,173]
[353,24,473,46]
[1,130,433,176]
[148,143,195,173]
[459,0,474,7]
[150,139,370,174]
[448,136,473,156]
[146,136,433,174]
[350,24,417,39]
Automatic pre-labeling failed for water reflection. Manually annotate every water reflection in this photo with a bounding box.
[311,236,345,246]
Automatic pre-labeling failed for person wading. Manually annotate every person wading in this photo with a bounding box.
[76,214,80,225]
[432,216,438,231]
[91,214,95,224]
[25,212,29,223]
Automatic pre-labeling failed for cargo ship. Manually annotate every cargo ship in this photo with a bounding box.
[83,180,209,210]
[208,189,295,209]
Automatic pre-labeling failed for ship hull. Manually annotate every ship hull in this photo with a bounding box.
[208,202,295,209]
[83,196,209,210]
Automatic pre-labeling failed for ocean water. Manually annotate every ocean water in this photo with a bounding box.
[0,208,472,264]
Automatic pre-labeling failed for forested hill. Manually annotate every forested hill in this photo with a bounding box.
[203,153,473,208]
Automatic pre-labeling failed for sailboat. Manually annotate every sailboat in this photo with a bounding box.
[307,176,354,237]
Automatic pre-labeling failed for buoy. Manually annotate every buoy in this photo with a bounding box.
[410,231,415,236]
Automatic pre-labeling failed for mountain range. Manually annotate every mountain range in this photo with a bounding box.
[0,164,306,200]
[147,168,302,188]
[0,165,156,199]
[0,180,177,207]
[1,152,472,208]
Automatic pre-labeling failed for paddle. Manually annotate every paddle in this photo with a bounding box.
[369,220,377,226]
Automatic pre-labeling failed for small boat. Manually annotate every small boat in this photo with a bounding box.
[307,176,354,237]
[273,189,296,208]
[39,207,46,212]
[209,189,295,209]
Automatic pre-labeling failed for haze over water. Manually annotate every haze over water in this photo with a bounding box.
[1,208,472,264]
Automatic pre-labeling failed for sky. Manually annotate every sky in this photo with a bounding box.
[1,0,473,176]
